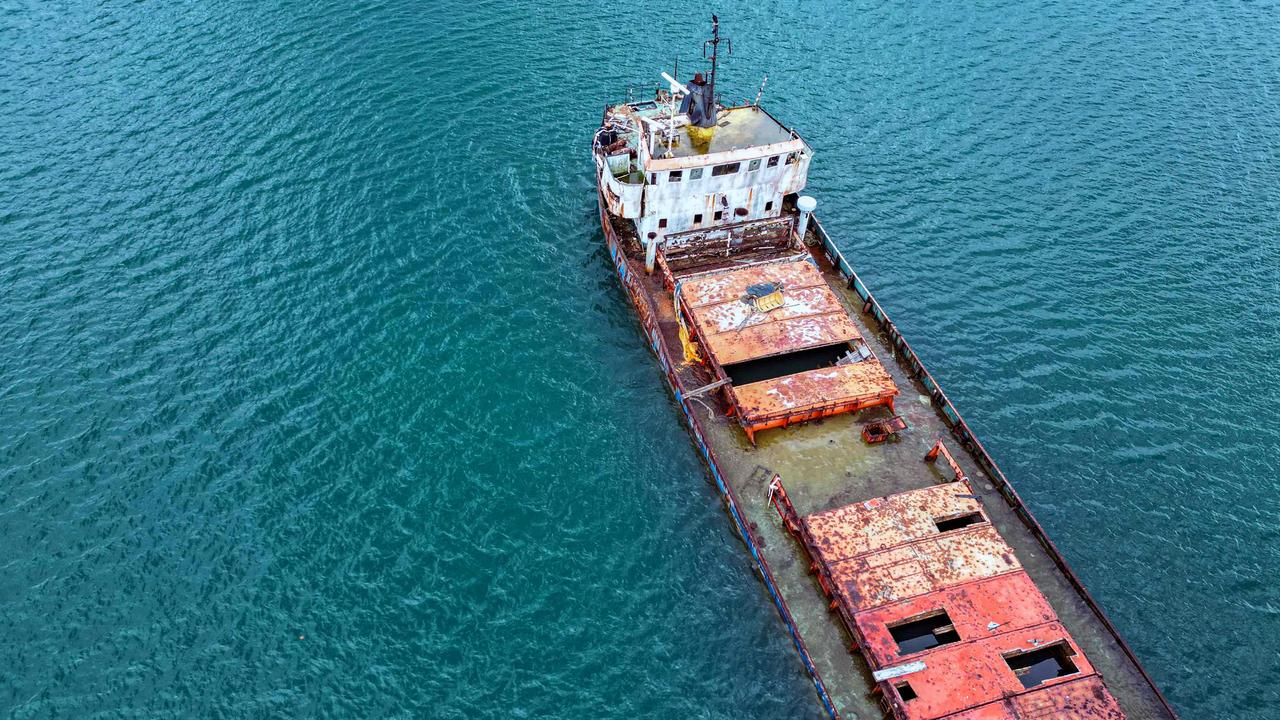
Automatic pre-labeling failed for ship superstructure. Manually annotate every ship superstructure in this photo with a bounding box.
[590,17,1178,720]
[594,16,811,246]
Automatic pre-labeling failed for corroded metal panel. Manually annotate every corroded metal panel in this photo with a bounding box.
[695,285,840,334]
[715,314,860,366]
[731,361,897,424]
[1007,675,1126,719]
[678,257,862,365]
[661,216,797,275]
[788,473,1128,719]
[895,671,1124,720]
[854,571,1056,668]
[877,626,1096,720]
[827,525,1021,612]
[680,257,824,309]
[804,481,988,567]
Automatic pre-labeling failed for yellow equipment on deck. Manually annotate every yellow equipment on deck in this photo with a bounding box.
[679,322,703,365]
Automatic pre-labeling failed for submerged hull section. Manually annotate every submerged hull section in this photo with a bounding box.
[595,190,1179,719]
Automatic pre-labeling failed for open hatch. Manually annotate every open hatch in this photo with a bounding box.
[676,255,898,442]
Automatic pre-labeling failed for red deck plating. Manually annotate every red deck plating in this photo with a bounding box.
[773,474,1128,719]
[674,254,899,442]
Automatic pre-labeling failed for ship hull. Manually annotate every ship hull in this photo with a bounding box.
[595,189,1178,720]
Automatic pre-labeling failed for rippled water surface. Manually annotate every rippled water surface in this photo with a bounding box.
[3,1,1279,717]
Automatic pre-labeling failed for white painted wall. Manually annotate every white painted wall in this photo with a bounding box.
[635,149,811,241]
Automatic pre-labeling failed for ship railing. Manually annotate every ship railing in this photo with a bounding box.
[809,215,1181,719]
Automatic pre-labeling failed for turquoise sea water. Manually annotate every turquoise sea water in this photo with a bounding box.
[3,1,1279,717]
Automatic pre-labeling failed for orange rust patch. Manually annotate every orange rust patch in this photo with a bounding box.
[787,480,1128,719]
[880,629,1099,719]
[730,360,898,427]
[855,571,1057,668]
[678,257,860,365]
[803,481,987,566]
[1005,675,1126,719]
[826,525,1021,613]
[890,671,1125,720]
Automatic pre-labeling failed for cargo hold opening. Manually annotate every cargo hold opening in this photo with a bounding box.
[888,610,960,655]
[722,343,851,386]
[1004,642,1080,688]
[933,511,985,533]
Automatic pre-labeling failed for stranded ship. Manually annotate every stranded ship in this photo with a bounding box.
[591,18,1179,720]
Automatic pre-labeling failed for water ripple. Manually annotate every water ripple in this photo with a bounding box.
[3,0,1279,717]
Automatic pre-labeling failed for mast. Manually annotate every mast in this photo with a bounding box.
[703,14,731,113]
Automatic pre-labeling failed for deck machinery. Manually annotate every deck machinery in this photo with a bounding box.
[591,17,1178,720]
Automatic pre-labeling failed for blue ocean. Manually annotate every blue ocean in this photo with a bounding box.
[3,1,1278,717]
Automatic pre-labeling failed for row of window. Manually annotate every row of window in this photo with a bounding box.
[651,152,799,185]
[655,200,775,230]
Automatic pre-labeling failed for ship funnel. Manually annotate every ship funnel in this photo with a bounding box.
[796,196,817,242]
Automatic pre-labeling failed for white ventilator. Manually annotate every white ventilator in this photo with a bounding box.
[796,196,817,241]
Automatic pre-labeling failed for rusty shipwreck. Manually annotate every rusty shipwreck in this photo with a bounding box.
[591,17,1178,720]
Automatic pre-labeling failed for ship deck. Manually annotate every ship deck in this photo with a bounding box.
[603,206,1176,719]
[648,105,797,158]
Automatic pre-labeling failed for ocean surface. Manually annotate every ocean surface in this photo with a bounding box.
[3,1,1278,717]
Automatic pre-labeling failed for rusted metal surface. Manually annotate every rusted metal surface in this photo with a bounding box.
[925,438,969,483]
[936,675,1126,720]
[676,254,899,441]
[811,217,1177,717]
[804,481,988,566]
[661,216,795,275]
[826,525,1021,612]
[1005,675,1126,719]
[854,571,1056,668]
[862,415,907,443]
[773,474,1127,719]
[877,628,1099,720]
[786,465,1127,719]
[678,257,861,365]
[731,360,898,436]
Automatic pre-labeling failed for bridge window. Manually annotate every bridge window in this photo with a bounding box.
[713,210,723,222]
[693,213,703,226]
[712,162,740,176]
[689,167,703,180]
[748,158,761,171]
[767,155,779,168]
[668,170,682,182]
[786,152,799,165]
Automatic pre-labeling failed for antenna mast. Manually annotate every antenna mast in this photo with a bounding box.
[703,14,731,112]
